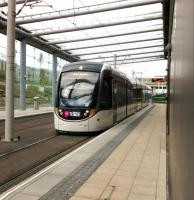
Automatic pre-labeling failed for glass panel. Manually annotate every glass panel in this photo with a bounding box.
[25,45,53,107]
[0,34,6,110]
[0,34,21,110]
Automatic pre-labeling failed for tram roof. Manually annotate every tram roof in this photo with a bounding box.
[61,61,103,72]
[0,0,170,64]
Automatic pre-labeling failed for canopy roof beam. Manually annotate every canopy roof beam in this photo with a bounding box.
[0,18,79,62]
[63,37,163,51]
[16,0,162,25]
[31,15,162,36]
[106,55,164,62]
[72,44,163,56]
[47,28,163,45]
[114,58,165,65]
[0,0,37,7]
[82,50,164,61]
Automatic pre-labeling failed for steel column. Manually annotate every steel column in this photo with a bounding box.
[4,0,16,142]
[20,39,26,110]
[52,54,57,106]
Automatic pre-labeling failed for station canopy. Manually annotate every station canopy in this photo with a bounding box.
[0,0,168,65]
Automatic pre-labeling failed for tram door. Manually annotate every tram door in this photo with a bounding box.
[112,80,117,124]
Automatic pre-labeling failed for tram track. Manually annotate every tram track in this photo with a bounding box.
[0,113,54,136]
[0,134,93,194]
[0,135,57,158]
[0,113,95,193]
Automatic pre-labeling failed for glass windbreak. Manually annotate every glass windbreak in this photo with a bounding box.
[59,71,99,108]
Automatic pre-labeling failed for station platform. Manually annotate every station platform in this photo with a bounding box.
[0,107,53,120]
[0,104,166,200]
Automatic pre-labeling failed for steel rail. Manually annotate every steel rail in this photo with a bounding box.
[0,135,56,158]
[0,136,92,192]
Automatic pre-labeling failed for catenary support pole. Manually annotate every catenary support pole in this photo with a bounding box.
[52,54,57,106]
[20,39,26,110]
[4,0,16,142]
[114,54,117,69]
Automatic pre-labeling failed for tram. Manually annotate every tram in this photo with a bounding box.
[54,61,151,133]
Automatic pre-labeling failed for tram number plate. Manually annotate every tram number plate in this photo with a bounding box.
[70,112,81,117]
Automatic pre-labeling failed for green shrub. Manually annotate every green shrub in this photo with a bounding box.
[152,93,167,103]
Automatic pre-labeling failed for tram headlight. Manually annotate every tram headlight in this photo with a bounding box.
[58,108,63,115]
[83,110,90,117]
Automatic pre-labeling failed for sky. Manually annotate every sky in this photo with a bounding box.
[118,60,167,78]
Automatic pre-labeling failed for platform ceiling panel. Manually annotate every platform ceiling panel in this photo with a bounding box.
[0,0,166,64]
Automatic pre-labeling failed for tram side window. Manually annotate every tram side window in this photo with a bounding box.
[132,89,137,101]
[137,89,143,101]
[128,88,133,104]
[99,79,112,109]
[117,82,126,107]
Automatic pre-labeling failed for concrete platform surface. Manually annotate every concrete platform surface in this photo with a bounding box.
[0,104,166,200]
[70,104,166,200]
[0,107,53,120]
